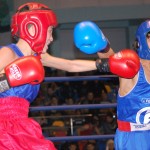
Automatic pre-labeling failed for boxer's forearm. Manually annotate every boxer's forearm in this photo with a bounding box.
[41,53,97,72]
[97,47,115,58]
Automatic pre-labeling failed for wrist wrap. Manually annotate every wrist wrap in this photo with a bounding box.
[0,73,10,92]
[96,59,110,72]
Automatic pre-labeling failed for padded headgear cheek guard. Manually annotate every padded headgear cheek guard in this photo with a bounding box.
[11,2,58,55]
[136,20,150,60]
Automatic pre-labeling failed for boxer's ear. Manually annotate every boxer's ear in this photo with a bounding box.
[28,24,36,37]
[146,31,150,49]
[146,31,150,39]
[132,38,139,51]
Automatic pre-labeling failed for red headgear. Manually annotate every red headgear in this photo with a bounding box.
[11,2,58,54]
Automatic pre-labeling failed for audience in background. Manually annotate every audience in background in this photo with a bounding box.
[29,70,118,150]
[61,142,80,150]
[101,112,117,135]
[83,141,97,150]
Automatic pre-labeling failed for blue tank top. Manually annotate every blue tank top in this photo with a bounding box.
[0,44,40,103]
[117,64,150,124]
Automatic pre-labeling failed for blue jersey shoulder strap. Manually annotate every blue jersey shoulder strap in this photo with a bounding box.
[7,44,24,57]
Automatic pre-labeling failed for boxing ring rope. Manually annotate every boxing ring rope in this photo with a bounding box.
[30,103,117,112]
[30,104,117,141]
[44,74,117,82]
[47,135,115,142]
[30,75,118,142]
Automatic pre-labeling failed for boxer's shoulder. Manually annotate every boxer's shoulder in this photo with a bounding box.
[0,46,18,72]
[0,46,17,58]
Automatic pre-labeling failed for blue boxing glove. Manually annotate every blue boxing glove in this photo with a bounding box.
[74,21,110,54]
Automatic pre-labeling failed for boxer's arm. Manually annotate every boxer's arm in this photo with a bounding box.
[42,21,115,72]
[96,49,140,78]
[41,53,97,72]
[97,47,115,59]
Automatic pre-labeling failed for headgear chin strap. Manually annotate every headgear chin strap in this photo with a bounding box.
[136,20,150,60]
[11,2,58,55]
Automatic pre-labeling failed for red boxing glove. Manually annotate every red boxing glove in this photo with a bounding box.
[0,56,45,92]
[5,56,45,86]
[109,49,140,78]
[96,49,140,78]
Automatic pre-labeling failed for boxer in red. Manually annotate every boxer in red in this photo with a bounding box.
[0,2,100,149]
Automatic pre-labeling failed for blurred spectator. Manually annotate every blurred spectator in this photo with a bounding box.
[79,91,97,115]
[44,84,56,102]
[100,90,110,104]
[50,96,60,106]
[59,81,78,104]
[64,97,75,105]
[83,141,97,150]
[86,92,96,104]
[105,83,118,103]
[51,118,68,149]
[92,115,104,135]
[76,120,95,136]
[75,115,104,136]
[68,142,80,150]
[51,120,67,137]
[105,139,115,150]
[51,82,62,98]
[63,97,76,115]
[35,111,48,127]
[98,90,114,115]
[101,112,117,135]
[89,80,108,98]
[61,142,80,150]
[77,81,90,98]
[45,95,60,116]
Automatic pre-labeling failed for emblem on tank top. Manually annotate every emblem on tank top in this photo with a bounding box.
[136,107,150,124]
[141,98,150,104]
[9,64,22,80]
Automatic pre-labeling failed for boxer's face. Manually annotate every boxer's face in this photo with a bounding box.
[146,31,150,49]
[42,26,53,53]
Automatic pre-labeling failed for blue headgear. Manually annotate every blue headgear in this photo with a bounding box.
[136,20,150,60]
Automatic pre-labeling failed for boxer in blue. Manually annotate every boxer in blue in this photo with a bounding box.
[74,20,150,150]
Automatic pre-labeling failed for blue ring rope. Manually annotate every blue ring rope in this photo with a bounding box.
[44,75,118,82]
[30,103,117,112]
[47,134,115,142]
